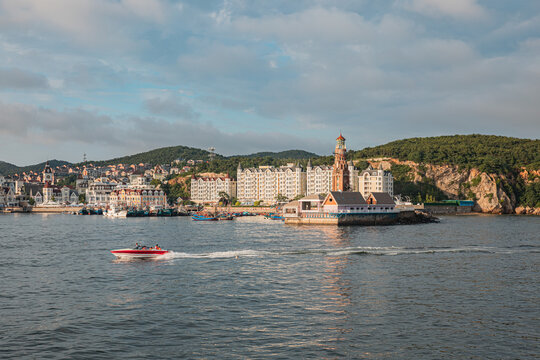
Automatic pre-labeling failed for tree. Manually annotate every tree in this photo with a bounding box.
[79,194,86,204]
[254,200,261,206]
[218,191,230,206]
[28,198,35,205]
[293,194,305,201]
[150,179,161,187]
[275,193,288,203]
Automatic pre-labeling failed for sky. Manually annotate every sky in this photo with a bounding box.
[0,0,539,165]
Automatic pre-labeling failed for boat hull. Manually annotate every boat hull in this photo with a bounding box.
[111,248,169,259]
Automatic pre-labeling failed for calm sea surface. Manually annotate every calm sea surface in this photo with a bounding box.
[0,214,538,359]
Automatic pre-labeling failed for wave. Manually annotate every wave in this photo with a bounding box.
[163,245,537,259]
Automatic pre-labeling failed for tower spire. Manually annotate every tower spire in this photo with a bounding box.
[332,133,349,191]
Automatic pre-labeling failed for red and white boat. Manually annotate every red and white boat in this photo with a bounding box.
[111,248,169,259]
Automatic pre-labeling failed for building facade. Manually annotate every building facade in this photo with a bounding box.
[190,175,237,204]
[109,188,166,208]
[306,160,333,196]
[237,163,306,204]
[86,178,119,205]
[358,164,394,198]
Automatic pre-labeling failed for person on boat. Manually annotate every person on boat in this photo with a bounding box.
[155,244,161,250]
[134,243,141,250]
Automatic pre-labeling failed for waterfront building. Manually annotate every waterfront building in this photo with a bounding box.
[332,134,349,191]
[109,188,166,208]
[0,186,17,207]
[282,191,398,225]
[359,164,394,198]
[306,160,333,196]
[190,175,237,204]
[61,186,79,204]
[237,163,306,204]
[86,178,119,206]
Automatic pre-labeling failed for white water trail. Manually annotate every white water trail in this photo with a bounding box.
[164,249,269,259]
[160,245,536,260]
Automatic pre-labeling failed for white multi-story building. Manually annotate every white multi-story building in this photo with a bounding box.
[190,175,237,204]
[358,164,394,198]
[86,178,119,205]
[306,160,333,196]
[237,163,306,204]
[306,159,358,195]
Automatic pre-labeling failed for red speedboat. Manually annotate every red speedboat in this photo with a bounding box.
[111,248,169,259]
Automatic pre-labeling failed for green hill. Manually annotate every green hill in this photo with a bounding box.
[0,161,19,175]
[0,160,72,176]
[350,135,540,173]
[89,145,219,166]
[241,150,319,159]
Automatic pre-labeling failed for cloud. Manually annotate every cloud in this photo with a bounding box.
[144,97,200,119]
[0,68,49,89]
[398,0,488,20]
[0,0,171,50]
[0,102,118,144]
[0,102,330,161]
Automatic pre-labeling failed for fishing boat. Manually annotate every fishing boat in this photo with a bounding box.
[264,213,284,220]
[192,213,218,221]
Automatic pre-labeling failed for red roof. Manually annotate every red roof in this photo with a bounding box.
[336,133,345,141]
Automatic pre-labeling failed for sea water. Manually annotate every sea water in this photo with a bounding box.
[0,214,538,359]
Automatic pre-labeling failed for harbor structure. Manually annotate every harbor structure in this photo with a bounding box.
[190,175,237,204]
[236,163,306,204]
[283,191,398,225]
[358,164,394,198]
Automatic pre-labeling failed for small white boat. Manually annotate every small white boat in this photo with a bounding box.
[105,206,127,218]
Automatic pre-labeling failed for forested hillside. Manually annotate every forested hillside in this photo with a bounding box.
[89,145,218,166]
[242,150,319,159]
[0,160,72,176]
[350,135,540,174]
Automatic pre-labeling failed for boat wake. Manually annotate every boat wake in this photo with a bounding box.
[163,245,538,259]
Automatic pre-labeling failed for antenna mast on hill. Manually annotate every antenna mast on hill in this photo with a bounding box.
[208,147,216,161]
[83,153,87,163]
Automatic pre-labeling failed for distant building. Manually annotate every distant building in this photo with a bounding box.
[237,163,306,204]
[190,175,237,204]
[358,164,394,198]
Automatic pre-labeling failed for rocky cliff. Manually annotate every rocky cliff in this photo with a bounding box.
[363,158,537,214]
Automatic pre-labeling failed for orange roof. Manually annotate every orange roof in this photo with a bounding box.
[336,133,345,141]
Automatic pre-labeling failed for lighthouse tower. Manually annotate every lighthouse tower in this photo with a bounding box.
[332,133,349,192]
